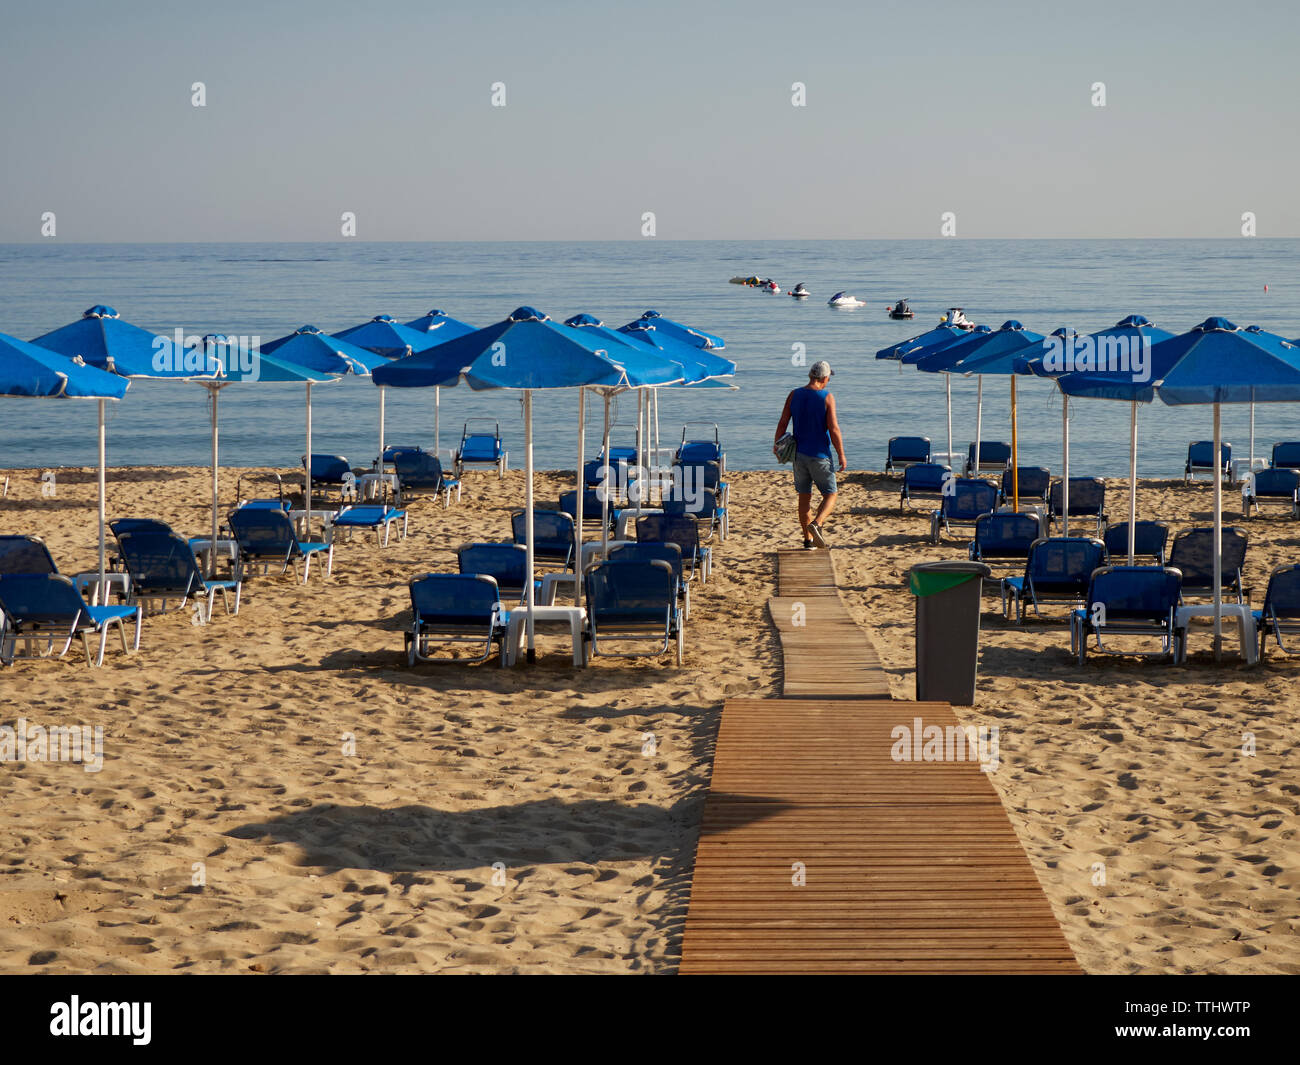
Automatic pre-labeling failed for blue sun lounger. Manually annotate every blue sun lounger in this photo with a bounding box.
[584,558,683,666]
[608,541,691,621]
[1254,564,1300,659]
[1270,441,1300,470]
[1167,526,1247,604]
[963,441,1012,477]
[1000,466,1052,507]
[116,530,241,621]
[636,512,712,583]
[1242,467,1300,519]
[386,446,460,508]
[227,507,333,582]
[1185,440,1232,484]
[406,573,511,666]
[900,463,951,514]
[930,478,999,544]
[454,420,507,479]
[457,542,536,602]
[1071,565,1183,665]
[0,573,142,667]
[1103,521,1170,565]
[885,436,932,474]
[1048,477,1108,537]
[1002,537,1108,623]
[969,512,1044,568]
[510,510,575,571]
[330,504,408,547]
[0,535,58,575]
[305,454,358,502]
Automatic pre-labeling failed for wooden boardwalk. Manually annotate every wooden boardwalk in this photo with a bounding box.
[768,549,891,699]
[678,551,1081,975]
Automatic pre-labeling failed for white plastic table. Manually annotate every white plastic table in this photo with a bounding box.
[188,538,239,575]
[1175,604,1258,665]
[504,605,587,667]
[73,571,130,606]
[1231,458,1269,485]
[616,508,663,540]
[288,509,337,543]
[358,472,401,503]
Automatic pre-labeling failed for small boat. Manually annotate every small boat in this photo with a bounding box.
[942,307,975,330]
[790,283,810,299]
[762,279,780,293]
[828,292,866,308]
[729,276,748,285]
[888,298,915,320]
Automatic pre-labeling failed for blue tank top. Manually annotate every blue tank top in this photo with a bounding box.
[790,386,832,459]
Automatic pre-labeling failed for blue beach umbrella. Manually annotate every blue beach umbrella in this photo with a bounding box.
[405,309,477,341]
[1154,317,1300,658]
[1,332,130,595]
[876,322,967,361]
[377,307,638,657]
[636,310,724,351]
[30,305,206,379]
[931,321,1046,507]
[899,324,990,466]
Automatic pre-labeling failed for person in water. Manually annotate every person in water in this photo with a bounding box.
[773,361,847,548]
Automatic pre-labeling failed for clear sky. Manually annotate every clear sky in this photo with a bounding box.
[2,0,1298,241]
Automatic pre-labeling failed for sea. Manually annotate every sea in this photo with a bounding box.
[1,240,1297,478]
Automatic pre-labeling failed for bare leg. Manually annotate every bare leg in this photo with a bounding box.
[797,493,813,538]
[813,491,838,527]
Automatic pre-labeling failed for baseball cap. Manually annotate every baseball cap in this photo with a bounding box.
[810,360,833,379]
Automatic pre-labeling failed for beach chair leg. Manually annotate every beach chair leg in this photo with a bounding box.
[132,607,143,650]
[675,619,684,666]
[232,584,241,616]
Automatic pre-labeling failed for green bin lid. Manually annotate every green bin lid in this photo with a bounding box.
[907,561,991,597]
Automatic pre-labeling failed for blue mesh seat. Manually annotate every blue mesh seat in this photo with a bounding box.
[1048,477,1108,536]
[0,535,58,575]
[457,542,535,602]
[608,541,691,620]
[900,463,952,514]
[1253,564,1300,659]
[227,507,332,583]
[1103,521,1170,565]
[454,420,507,479]
[108,518,177,571]
[1184,440,1231,483]
[0,573,142,668]
[560,489,616,532]
[636,513,711,583]
[1002,537,1108,622]
[969,512,1043,567]
[963,440,1011,476]
[1270,441,1300,469]
[885,436,931,474]
[331,504,408,547]
[406,573,510,666]
[930,479,999,544]
[510,510,575,572]
[304,454,356,502]
[1000,466,1051,506]
[584,559,683,665]
[1243,467,1300,519]
[387,446,460,508]
[1167,527,1247,603]
[117,530,241,620]
[1071,566,1183,664]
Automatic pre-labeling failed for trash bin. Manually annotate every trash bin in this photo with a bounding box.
[907,560,991,705]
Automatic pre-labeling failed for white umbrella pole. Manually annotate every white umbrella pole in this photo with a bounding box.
[601,393,611,554]
[1249,395,1255,470]
[1213,402,1223,662]
[652,387,661,503]
[435,386,440,459]
[378,385,386,463]
[1062,393,1070,536]
[635,390,644,508]
[97,399,106,600]
[945,375,953,466]
[524,389,536,661]
[210,385,220,579]
[973,375,984,476]
[575,387,586,609]
[1128,400,1138,564]
[305,382,313,539]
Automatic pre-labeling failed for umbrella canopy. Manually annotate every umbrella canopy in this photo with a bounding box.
[0,332,129,398]
[876,323,966,360]
[617,320,736,380]
[405,309,477,341]
[30,305,203,379]
[261,324,388,374]
[635,310,725,351]
[899,324,990,366]
[333,315,440,359]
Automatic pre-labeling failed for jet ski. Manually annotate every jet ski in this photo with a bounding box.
[941,307,975,330]
[790,283,810,299]
[828,291,866,308]
[762,279,780,293]
[888,298,915,320]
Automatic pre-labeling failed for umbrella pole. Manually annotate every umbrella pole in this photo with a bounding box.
[601,393,611,554]
[945,376,953,466]
[1249,394,1255,471]
[1213,402,1223,662]
[97,398,106,603]
[575,387,585,609]
[1128,400,1138,564]
[435,386,440,459]
[305,382,313,540]
[524,389,536,662]
[1010,377,1019,510]
[635,390,644,509]
[974,375,984,477]
[378,385,386,465]
[1062,394,1070,536]
[653,388,661,504]
[210,384,220,579]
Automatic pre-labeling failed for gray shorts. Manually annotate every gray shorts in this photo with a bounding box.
[793,453,837,495]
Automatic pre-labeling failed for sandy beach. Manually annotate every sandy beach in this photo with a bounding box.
[1,464,1298,974]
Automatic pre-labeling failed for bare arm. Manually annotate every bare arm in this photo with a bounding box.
[774,391,794,445]
[826,394,847,470]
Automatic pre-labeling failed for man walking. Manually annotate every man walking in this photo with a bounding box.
[774,360,847,548]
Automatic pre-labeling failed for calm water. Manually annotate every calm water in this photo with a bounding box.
[1,240,1297,477]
